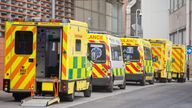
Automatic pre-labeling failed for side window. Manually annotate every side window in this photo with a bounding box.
[15,31,33,55]
[111,44,122,61]
[75,39,81,51]
[144,47,152,60]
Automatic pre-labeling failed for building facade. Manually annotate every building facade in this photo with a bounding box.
[169,0,187,44]
[0,0,75,37]
[169,0,192,77]
[74,0,124,36]
[126,0,142,37]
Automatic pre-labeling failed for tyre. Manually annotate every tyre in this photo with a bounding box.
[65,85,75,102]
[66,92,75,102]
[13,93,29,101]
[107,80,114,92]
[84,82,92,97]
[119,78,126,89]
[167,79,172,83]
[140,77,146,86]
[159,78,167,83]
[149,78,154,85]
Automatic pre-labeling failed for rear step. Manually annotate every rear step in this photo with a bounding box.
[21,77,60,106]
[21,96,60,107]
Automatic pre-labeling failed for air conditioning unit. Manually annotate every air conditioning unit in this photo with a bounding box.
[27,4,32,8]
[19,2,24,6]
[33,6,38,9]
[18,9,24,12]
[11,0,16,4]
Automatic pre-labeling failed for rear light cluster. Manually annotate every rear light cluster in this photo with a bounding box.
[3,79,10,92]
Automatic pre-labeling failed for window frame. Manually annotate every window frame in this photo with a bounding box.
[144,47,152,61]
[88,43,106,64]
[75,39,81,52]
[15,31,33,55]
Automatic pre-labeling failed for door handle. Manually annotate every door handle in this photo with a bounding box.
[28,58,34,62]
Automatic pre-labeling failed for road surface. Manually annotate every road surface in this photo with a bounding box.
[0,82,192,108]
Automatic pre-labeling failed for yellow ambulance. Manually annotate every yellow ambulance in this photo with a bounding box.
[121,38,154,86]
[88,32,126,92]
[147,39,172,83]
[172,44,186,82]
[3,19,92,105]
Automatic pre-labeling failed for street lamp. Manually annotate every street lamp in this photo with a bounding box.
[135,9,142,36]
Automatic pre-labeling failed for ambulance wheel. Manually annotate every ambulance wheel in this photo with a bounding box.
[84,83,92,97]
[159,78,167,83]
[66,92,75,102]
[140,77,146,86]
[13,93,29,101]
[66,85,75,102]
[168,79,172,83]
[119,78,126,89]
[149,78,154,85]
[183,78,186,82]
[107,79,114,92]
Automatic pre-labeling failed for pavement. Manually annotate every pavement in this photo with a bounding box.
[0,81,192,108]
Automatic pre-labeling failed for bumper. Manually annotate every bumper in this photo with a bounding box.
[92,77,111,86]
[125,74,144,81]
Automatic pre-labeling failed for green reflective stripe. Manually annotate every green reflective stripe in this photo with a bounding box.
[69,69,73,79]
[68,56,87,80]
[77,68,81,78]
[73,57,78,68]
[82,57,86,68]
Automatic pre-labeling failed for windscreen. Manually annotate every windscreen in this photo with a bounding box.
[122,46,140,62]
[88,43,106,63]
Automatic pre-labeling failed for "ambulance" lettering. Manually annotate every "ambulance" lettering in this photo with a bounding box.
[89,35,103,40]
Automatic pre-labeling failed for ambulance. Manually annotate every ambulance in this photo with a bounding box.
[120,38,154,86]
[172,44,186,82]
[147,39,172,83]
[3,19,92,106]
[88,32,126,92]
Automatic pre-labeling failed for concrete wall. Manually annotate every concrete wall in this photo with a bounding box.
[141,0,169,39]
[169,6,186,33]
[0,38,4,90]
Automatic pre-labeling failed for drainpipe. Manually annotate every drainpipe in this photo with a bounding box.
[52,0,55,19]
[186,0,191,79]
[125,0,137,37]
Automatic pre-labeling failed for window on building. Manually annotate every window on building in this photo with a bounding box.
[75,39,81,51]
[15,31,33,55]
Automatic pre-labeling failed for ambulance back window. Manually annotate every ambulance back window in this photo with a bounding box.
[111,44,122,61]
[15,31,33,55]
[122,46,140,62]
[88,43,106,63]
